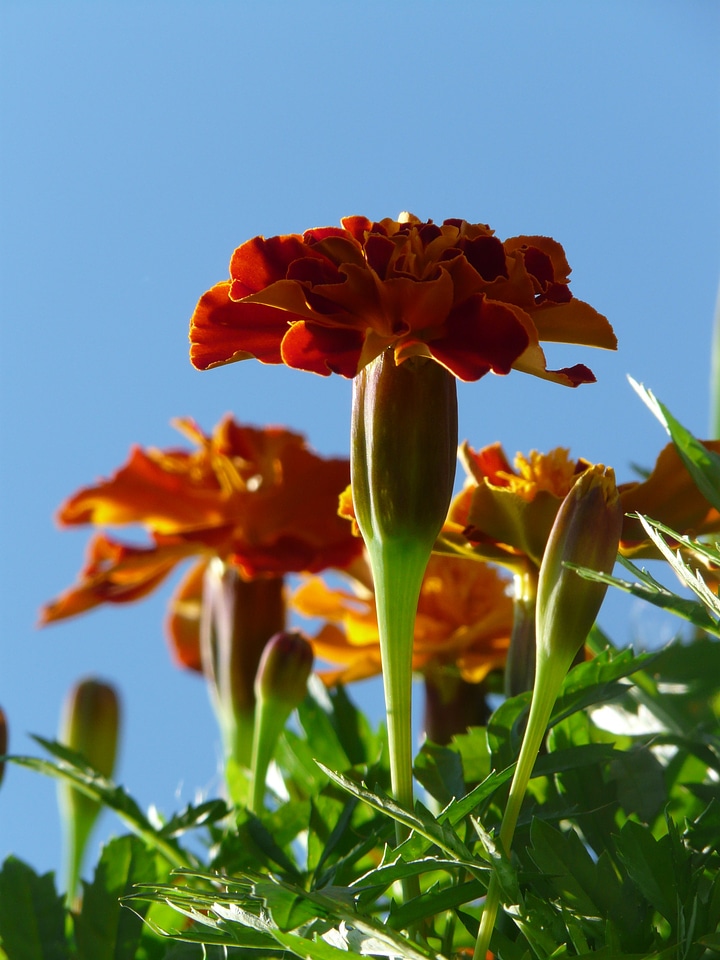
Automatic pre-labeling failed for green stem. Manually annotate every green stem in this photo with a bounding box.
[504,567,538,697]
[249,696,290,815]
[367,538,429,833]
[474,651,568,960]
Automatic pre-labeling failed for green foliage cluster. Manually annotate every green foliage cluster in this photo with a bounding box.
[3,636,720,959]
[3,387,720,958]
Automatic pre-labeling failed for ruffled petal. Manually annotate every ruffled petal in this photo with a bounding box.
[281,320,365,377]
[40,534,196,623]
[189,282,290,370]
[428,296,530,381]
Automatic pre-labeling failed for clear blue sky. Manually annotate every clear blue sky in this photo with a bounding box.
[1,1,718,879]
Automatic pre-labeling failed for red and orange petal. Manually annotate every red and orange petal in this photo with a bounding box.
[189,215,615,384]
[618,441,720,556]
[54,416,362,578]
[40,534,198,624]
[165,559,206,673]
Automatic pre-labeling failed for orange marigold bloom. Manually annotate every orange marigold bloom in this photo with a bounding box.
[291,554,513,685]
[190,214,616,386]
[447,440,720,570]
[41,417,363,669]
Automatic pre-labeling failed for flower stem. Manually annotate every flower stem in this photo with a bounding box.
[474,651,567,959]
[367,538,429,834]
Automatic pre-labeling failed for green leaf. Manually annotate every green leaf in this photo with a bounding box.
[75,835,159,960]
[609,747,667,823]
[399,766,514,861]
[450,725,492,783]
[413,741,466,805]
[527,819,607,919]
[158,799,229,839]
[9,739,190,870]
[614,819,677,924]
[549,644,659,730]
[317,765,474,862]
[629,377,720,512]
[570,560,720,637]
[487,691,531,770]
[0,857,69,960]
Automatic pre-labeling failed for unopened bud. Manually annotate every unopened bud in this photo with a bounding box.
[254,631,314,709]
[351,351,458,550]
[61,678,120,779]
[59,678,120,904]
[536,465,622,668]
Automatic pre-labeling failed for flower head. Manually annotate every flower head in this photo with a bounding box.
[41,417,363,667]
[190,214,615,385]
[446,439,720,572]
[292,554,513,685]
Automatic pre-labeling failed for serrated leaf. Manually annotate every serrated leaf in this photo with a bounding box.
[570,560,720,637]
[158,799,229,839]
[614,820,676,923]
[0,857,69,960]
[317,765,472,861]
[527,820,613,920]
[629,377,720,512]
[399,767,514,862]
[252,880,320,931]
[610,747,667,823]
[635,516,720,618]
[413,742,465,805]
[75,835,158,960]
[8,739,189,870]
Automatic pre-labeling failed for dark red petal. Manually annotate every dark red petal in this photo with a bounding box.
[522,245,554,287]
[429,295,530,382]
[550,363,596,386]
[461,236,508,281]
[281,321,364,378]
[189,282,289,370]
[286,256,343,285]
[364,234,396,279]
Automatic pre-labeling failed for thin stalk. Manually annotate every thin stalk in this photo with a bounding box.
[474,651,567,960]
[367,538,429,836]
[249,699,287,815]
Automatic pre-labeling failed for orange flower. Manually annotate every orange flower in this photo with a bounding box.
[190,214,616,386]
[291,554,513,685]
[446,440,720,570]
[41,417,363,669]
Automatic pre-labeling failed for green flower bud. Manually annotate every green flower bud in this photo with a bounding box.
[250,631,313,813]
[200,559,286,774]
[254,630,314,709]
[351,350,458,550]
[536,465,622,670]
[59,678,120,905]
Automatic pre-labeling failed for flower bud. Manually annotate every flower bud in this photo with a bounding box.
[254,630,314,709]
[0,707,7,788]
[536,465,622,668]
[250,631,314,813]
[200,559,286,773]
[59,677,120,904]
[61,678,120,781]
[351,351,458,550]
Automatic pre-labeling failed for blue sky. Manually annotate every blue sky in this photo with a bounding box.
[1,1,718,880]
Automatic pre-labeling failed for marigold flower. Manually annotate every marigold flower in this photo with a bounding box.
[446,439,720,570]
[41,417,363,668]
[292,554,513,685]
[190,213,616,386]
